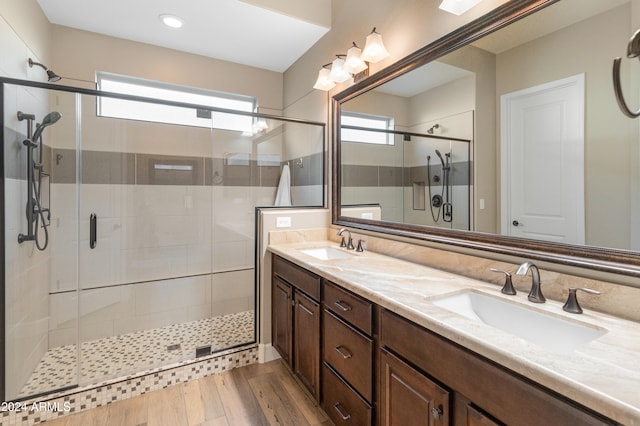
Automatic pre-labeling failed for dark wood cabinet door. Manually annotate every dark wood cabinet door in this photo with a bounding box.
[379,348,450,426]
[272,276,292,366]
[294,290,321,398]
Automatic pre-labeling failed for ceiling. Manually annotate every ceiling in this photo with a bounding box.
[374,62,474,98]
[36,0,331,73]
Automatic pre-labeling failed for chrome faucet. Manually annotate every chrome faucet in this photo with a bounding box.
[337,228,355,250]
[516,261,546,303]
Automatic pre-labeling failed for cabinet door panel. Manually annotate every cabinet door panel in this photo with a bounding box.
[380,348,450,426]
[294,290,320,398]
[272,276,292,366]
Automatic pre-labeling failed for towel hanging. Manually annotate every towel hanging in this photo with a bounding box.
[274,164,292,206]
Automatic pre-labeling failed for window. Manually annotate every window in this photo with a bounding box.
[341,111,394,145]
[96,72,257,132]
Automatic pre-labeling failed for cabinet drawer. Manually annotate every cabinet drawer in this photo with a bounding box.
[323,310,373,402]
[273,255,320,300]
[324,280,372,335]
[322,363,372,426]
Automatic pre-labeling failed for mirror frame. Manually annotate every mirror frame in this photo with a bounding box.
[332,0,640,278]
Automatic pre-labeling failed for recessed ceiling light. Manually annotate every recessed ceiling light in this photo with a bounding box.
[159,14,184,29]
[439,0,483,15]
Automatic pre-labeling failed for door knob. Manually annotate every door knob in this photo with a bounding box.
[512,220,520,226]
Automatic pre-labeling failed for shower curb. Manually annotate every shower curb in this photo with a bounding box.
[0,344,259,425]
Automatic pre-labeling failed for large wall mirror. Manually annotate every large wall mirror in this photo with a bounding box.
[332,0,640,279]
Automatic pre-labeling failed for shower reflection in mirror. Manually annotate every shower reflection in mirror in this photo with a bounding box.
[340,121,471,230]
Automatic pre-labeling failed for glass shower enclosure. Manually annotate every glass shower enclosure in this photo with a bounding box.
[1,78,324,400]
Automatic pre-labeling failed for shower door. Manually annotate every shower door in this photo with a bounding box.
[75,93,222,385]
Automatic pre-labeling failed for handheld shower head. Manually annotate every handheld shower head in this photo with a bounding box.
[435,149,445,167]
[32,112,61,141]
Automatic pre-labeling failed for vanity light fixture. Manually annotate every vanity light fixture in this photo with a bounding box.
[313,65,336,91]
[360,28,390,63]
[159,14,184,29]
[329,55,352,83]
[343,43,368,74]
[313,27,390,91]
[439,0,483,15]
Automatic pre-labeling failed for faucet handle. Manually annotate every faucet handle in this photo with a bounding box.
[356,239,365,252]
[339,236,347,248]
[490,268,516,295]
[562,288,601,314]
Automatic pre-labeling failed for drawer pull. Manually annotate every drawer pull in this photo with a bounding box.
[334,300,352,312]
[333,402,351,420]
[297,301,314,316]
[334,345,352,359]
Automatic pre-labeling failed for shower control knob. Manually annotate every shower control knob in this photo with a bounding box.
[512,220,520,226]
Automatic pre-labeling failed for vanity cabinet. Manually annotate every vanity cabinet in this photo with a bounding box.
[379,308,617,426]
[272,255,321,399]
[322,280,374,425]
[270,254,618,425]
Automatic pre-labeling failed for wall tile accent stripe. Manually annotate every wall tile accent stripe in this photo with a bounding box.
[0,345,258,426]
[29,149,324,187]
[341,162,471,187]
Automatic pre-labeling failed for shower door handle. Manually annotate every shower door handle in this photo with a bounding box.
[90,213,97,249]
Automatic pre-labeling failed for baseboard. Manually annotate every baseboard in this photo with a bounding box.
[258,343,281,363]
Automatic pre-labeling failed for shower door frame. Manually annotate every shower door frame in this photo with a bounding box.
[0,76,326,401]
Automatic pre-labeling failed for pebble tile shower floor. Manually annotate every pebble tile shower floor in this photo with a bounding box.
[18,310,254,398]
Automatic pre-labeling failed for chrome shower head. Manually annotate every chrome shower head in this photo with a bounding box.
[28,58,62,82]
[427,124,440,134]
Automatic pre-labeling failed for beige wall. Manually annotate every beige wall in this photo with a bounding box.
[0,0,52,65]
[51,25,283,112]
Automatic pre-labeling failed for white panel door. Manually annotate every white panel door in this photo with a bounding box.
[500,74,585,244]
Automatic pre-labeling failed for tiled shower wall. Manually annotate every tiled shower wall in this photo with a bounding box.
[1,13,54,401]
[43,130,323,348]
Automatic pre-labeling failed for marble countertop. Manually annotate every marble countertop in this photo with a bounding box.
[268,239,640,425]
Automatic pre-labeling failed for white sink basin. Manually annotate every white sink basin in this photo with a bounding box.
[299,247,356,260]
[431,291,607,353]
